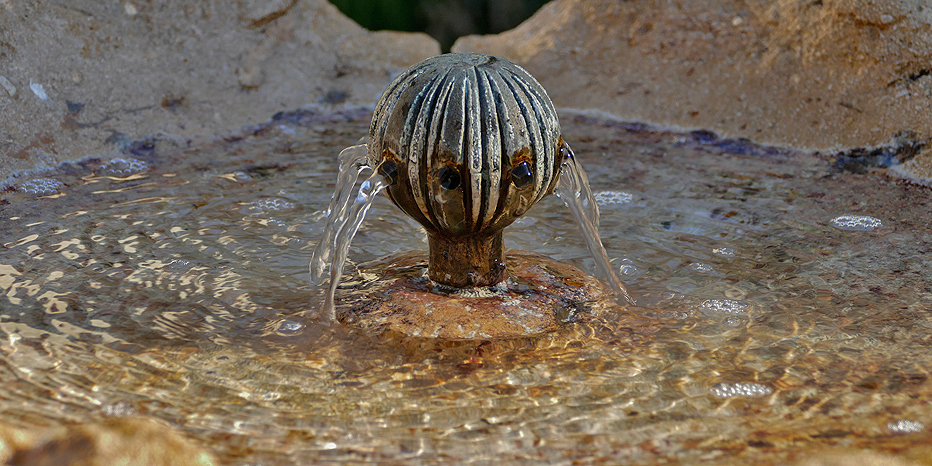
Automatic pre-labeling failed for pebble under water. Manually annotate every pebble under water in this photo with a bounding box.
[1,110,931,464]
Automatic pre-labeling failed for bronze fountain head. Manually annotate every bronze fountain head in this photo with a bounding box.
[369,53,566,288]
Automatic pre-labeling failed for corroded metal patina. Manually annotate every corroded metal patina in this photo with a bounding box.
[369,53,562,287]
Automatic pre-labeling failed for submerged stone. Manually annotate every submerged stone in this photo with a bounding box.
[338,251,609,339]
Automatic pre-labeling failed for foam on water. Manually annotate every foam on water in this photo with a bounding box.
[688,262,714,272]
[829,214,883,231]
[98,158,150,177]
[887,420,924,433]
[18,178,64,195]
[712,247,736,257]
[699,299,750,315]
[275,319,306,335]
[710,382,773,398]
[248,198,296,213]
[593,190,635,206]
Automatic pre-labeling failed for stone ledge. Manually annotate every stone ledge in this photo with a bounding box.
[453,0,932,152]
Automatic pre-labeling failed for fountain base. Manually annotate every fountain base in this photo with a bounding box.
[335,250,612,339]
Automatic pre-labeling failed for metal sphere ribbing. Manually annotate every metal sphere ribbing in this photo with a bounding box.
[369,53,562,238]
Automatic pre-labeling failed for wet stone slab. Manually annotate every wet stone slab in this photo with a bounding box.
[1,110,931,464]
[339,250,610,339]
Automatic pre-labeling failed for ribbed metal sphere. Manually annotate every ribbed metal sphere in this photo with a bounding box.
[369,53,562,237]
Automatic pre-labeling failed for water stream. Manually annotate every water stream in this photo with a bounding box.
[308,143,370,287]
[307,143,391,320]
[554,141,634,304]
[0,110,930,464]
[319,169,389,320]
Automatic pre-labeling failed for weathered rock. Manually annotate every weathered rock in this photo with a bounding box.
[0,0,439,181]
[0,424,42,464]
[7,417,216,466]
[452,0,932,152]
[891,148,932,187]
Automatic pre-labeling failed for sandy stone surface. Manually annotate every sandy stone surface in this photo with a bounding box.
[5,417,216,466]
[0,0,439,182]
[891,147,932,187]
[453,0,932,179]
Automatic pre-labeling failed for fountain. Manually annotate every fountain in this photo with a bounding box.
[1,47,929,466]
[310,53,633,338]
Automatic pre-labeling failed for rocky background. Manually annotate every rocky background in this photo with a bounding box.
[0,0,439,182]
[453,0,932,185]
[2,0,932,185]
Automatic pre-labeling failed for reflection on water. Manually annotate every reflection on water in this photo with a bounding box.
[1,109,931,464]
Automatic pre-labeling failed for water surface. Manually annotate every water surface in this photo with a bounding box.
[1,109,931,464]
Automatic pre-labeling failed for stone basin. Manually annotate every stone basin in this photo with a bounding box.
[2,0,932,464]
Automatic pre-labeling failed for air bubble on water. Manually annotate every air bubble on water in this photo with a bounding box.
[248,198,296,213]
[593,190,635,206]
[99,158,150,177]
[699,299,749,315]
[266,219,288,228]
[276,319,306,335]
[829,214,882,231]
[19,178,64,195]
[710,382,772,398]
[102,401,136,417]
[712,247,735,257]
[617,258,640,277]
[724,316,746,328]
[888,420,924,433]
[166,259,194,270]
[688,262,713,272]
